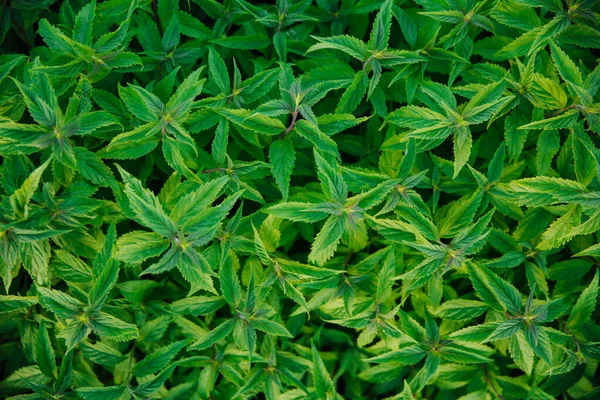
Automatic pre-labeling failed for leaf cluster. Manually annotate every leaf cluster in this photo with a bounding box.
[1,0,600,399]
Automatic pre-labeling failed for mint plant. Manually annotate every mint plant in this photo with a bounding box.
[1,0,600,399]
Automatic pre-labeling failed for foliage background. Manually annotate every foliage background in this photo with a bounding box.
[1,0,600,399]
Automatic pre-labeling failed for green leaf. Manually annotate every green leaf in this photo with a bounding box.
[518,109,580,130]
[0,365,50,389]
[550,42,583,86]
[575,243,600,257]
[490,2,541,31]
[88,260,119,311]
[467,263,522,315]
[453,126,472,178]
[273,31,287,62]
[270,138,295,200]
[484,319,523,342]
[368,344,428,365]
[314,149,347,204]
[214,108,285,135]
[58,321,91,351]
[208,47,230,94]
[294,120,340,160]
[311,342,336,399]
[170,296,226,316]
[0,295,38,313]
[189,319,235,350]
[178,248,216,295]
[38,287,84,320]
[509,332,535,375]
[88,312,139,342]
[79,342,127,366]
[336,70,369,114]
[253,224,274,267]
[386,106,446,128]
[113,231,170,264]
[133,363,178,397]
[34,321,56,380]
[307,35,369,61]
[369,0,393,51]
[439,342,493,363]
[308,216,345,266]
[536,129,560,175]
[567,270,599,329]
[265,202,331,223]
[212,118,228,165]
[211,34,271,49]
[9,158,51,219]
[73,147,116,187]
[132,340,187,377]
[484,252,527,269]
[530,75,567,109]
[75,386,127,400]
[376,249,396,303]
[510,177,587,206]
[436,299,488,320]
[251,318,292,337]
[116,166,178,238]
[171,175,230,227]
[537,205,582,250]
[162,15,180,51]
[219,253,242,308]
[3,2,600,398]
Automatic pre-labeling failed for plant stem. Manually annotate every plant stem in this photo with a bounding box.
[8,6,32,48]
[151,0,163,34]
[201,167,226,174]
[547,104,577,118]
[483,367,505,400]
[280,110,298,139]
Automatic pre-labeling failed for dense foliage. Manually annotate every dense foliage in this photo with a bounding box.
[1,0,600,398]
